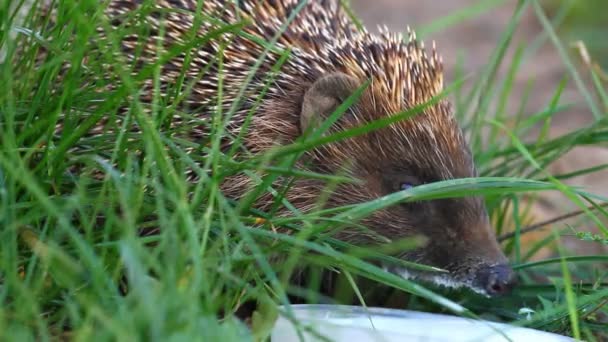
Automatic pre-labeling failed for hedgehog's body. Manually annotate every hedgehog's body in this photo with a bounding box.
[104,0,447,152]
[49,0,515,296]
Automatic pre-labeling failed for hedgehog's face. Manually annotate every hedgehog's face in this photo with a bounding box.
[300,72,516,296]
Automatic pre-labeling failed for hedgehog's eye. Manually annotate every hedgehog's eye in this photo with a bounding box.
[400,182,415,191]
[386,175,421,194]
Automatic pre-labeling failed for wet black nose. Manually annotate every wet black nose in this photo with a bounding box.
[475,264,517,296]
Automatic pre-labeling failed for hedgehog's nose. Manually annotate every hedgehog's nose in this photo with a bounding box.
[475,264,517,296]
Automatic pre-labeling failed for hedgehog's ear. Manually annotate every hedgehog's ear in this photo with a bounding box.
[300,72,360,133]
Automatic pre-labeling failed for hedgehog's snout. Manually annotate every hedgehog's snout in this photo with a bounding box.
[474,264,517,296]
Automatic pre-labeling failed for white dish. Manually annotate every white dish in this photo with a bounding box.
[271,304,573,342]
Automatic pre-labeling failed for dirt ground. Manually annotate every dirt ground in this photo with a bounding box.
[351,0,608,258]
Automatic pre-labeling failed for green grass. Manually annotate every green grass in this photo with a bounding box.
[1,0,608,341]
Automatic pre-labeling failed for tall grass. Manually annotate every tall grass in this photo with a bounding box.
[1,0,607,341]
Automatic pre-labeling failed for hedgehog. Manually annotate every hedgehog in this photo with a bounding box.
[37,0,516,297]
